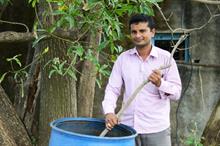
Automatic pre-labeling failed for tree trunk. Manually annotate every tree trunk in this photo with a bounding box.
[38,39,77,146]
[37,0,78,145]
[202,99,220,146]
[0,85,32,146]
[0,120,17,146]
[77,31,101,117]
[23,61,41,135]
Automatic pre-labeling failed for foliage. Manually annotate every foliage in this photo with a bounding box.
[0,48,48,97]
[27,0,163,87]
[28,0,38,7]
[185,122,204,146]
[0,0,10,5]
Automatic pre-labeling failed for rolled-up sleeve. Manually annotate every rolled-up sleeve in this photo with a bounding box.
[102,56,123,114]
[159,58,182,100]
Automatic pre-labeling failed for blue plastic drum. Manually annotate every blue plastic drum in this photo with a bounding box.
[49,117,137,146]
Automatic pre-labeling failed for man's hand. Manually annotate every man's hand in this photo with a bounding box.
[105,113,119,130]
[148,69,162,87]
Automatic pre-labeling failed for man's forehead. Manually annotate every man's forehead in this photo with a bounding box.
[130,22,149,29]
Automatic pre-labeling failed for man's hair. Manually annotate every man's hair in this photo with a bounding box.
[129,14,155,30]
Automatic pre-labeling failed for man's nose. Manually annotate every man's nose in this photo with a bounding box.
[135,32,141,38]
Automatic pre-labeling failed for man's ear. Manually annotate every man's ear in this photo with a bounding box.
[151,28,156,37]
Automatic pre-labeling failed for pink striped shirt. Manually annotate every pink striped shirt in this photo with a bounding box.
[102,46,182,134]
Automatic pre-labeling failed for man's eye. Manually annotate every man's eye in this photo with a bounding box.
[131,31,137,34]
[140,30,146,33]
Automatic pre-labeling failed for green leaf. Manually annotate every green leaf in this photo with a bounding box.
[114,22,122,37]
[186,141,193,145]
[6,54,21,62]
[98,64,110,76]
[53,57,60,64]
[48,26,57,33]
[42,47,49,55]
[84,49,98,64]
[65,16,75,29]
[0,72,7,83]
[114,4,134,16]
[6,54,22,67]
[51,64,58,70]
[52,10,67,16]
[58,61,67,71]
[14,72,19,82]
[75,45,84,57]
[28,0,39,7]
[185,138,194,145]
[56,17,65,28]
[96,78,102,88]
[49,70,56,78]
[110,55,117,62]
[114,45,123,53]
[14,58,22,67]
[97,41,108,51]
[66,69,77,80]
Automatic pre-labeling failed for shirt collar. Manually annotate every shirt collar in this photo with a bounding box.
[129,46,158,58]
[129,48,138,55]
[150,46,158,58]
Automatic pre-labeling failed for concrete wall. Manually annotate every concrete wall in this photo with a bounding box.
[155,0,220,144]
[176,64,220,144]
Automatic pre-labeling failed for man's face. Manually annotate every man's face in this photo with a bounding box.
[130,22,155,49]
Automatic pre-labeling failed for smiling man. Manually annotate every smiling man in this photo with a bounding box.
[102,14,182,146]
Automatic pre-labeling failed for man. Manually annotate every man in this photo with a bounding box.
[102,14,182,146]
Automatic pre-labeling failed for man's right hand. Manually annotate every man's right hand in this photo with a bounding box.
[105,113,119,130]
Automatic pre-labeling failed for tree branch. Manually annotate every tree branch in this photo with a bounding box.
[0,31,35,43]
[154,3,174,32]
[154,2,220,33]
[0,19,29,32]
[193,0,220,5]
